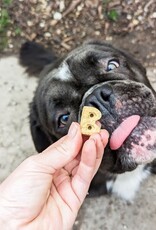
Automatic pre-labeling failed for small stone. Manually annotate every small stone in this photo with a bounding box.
[151,53,156,57]
[138,15,143,21]
[75,11,80,17]
[27,21,33,27]
[81,31,86,37]
[106,36,112,41]
[44,32,51,38]
[74,220,79,226]
[30,33,36,40]
[50,20,58,26]
[127,15,132,20]
[131,39,136,44]
[8,43,13,49]
[39,21,45,28]
[95,31,100,36]
[132,19,139,26]
[56,29,61,35]
[59,0,65,12]
[53,12,62,20]
[77,5,83,11]
[7,31,12,37]
[151,12,156,19]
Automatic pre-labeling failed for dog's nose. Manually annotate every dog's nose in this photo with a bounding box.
[84,85,113,109]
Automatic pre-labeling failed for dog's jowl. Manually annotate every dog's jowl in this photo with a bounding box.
[20,40,156,201]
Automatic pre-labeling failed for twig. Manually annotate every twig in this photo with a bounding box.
[61,42,71,50]
[144,0,154,12]
[62,0,82,17]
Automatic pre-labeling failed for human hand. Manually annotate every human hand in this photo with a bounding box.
[0,122,109,230]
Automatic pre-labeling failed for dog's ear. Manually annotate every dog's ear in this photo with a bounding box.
[30,121,51,153]
[30,102,57,152]
[19,41,57,76]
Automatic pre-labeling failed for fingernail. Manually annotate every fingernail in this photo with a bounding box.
[100,130,109,146]
[68,122,78,138]
[89,136,96,144]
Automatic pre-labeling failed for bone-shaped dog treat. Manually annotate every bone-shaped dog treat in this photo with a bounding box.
[80,106,102,135]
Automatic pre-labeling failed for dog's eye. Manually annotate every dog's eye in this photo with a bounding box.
[107,60,119,71]
[58,114,69,127]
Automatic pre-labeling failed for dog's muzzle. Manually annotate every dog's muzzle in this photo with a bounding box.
[79,80,156,168]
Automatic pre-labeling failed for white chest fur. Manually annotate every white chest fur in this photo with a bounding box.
[106,165,150,201]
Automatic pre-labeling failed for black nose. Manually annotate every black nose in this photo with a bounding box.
[84,85,113,109]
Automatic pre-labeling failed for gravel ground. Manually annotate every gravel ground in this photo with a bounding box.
[1,0,156,66]
[0,57,156,230]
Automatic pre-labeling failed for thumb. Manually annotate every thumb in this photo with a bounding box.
[34,122,83,173]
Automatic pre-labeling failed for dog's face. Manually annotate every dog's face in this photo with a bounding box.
[29,41,156,174]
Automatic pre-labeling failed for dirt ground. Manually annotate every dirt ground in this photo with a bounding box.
[0,0,156,229]
[1,0,156,67]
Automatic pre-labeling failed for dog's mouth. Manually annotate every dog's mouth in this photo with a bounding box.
[80,80,156,171]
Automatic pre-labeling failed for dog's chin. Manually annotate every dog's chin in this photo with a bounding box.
[112,156,138,174]
[100,120,139,174]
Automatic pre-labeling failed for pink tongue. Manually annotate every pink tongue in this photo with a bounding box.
[110,115,140,150]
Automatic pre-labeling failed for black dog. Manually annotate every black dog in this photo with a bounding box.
[20,40,156,201]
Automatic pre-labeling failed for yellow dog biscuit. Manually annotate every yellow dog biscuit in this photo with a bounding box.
[80,106,102,135]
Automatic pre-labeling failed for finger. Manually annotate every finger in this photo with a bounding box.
[80,130,109,178]
[70,129,109,177]
[88,133,105,178]
[99,129,109,148]
[71,130,109,203]
[90,129,109,176]
[71,137,100,203]
[89,133,104,159]
[31,123,83,174]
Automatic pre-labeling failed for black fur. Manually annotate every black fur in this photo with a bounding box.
[20,40,156,199]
